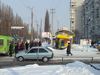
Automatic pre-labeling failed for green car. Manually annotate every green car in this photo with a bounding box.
[15,47,54,62]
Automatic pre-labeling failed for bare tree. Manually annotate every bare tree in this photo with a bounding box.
[0,1,29,39]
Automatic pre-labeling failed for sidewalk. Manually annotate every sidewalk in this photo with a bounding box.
[49,45,100,63]
[49,47,100,57]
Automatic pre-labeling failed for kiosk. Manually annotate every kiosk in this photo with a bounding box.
[55,30,74,49]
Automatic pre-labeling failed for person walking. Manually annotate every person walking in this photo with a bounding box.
[66,43,72,56]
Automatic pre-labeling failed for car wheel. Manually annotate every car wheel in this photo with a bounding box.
[42,57,49,62]
[18,56,24,62]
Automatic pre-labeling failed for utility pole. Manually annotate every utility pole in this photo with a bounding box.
[37,23,39,38]
[31,8,34,40]
[57,20,60,31]
[39,19,42,40]
[27,7,34,40]
[50,9,55,35]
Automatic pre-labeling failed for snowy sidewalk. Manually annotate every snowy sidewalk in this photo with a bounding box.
[49,44,100,63]
[49,44,100,57]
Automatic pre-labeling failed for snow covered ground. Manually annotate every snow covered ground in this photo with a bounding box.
[71,44,98,52]
[48,44,100,58]
[0,61,100,75]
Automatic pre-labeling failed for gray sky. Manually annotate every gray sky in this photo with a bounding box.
[1,0,70,33]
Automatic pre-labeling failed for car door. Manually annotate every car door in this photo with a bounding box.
[25,48,38,59]
[38,48,48,59]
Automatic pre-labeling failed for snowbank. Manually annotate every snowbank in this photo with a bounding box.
[65,61,94,75]
[0,61,99,75]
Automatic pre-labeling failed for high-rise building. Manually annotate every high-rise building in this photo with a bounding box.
[70,0,76,31]
[70,0,100,43]
[70,0,84,43]
[83,0,100,41]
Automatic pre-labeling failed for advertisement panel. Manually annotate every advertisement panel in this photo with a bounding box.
[42,32,51,38]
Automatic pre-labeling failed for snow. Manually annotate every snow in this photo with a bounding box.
[72,44,98,52]
[48,44,99,58]
[0,61,100,75]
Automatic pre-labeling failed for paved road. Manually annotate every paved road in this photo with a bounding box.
[0,55,100,68]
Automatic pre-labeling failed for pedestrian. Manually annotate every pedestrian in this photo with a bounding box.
[25,41,29,50]
[30,40,34,48]
[55,38,59,49]
[38,41,41,46]
[66,43,72,56]
[19,41,24,51]
[14,43,19,55]
[9,41,13,57]
[91,40,94,47]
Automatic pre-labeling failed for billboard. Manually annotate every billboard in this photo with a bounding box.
[80,39,91,45]
[42,32,51,38]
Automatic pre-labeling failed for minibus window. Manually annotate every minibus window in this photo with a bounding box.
[0,39,3,46]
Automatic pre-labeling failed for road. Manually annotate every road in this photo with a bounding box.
[0,55,100,68]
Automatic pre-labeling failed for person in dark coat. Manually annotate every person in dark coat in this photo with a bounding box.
[14,43,19,55]
[19,42,24,51]
[91,40,95,47]
[38,41,41,46]
[30,41,34,48]
[9,41,13,57]
[25,41,29,50]
[66,43,72,56]
[55,38,59,49]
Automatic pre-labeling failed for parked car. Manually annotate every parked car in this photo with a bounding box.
[94,41,100,51]
[96,46,100,51]
[15,47,53,62]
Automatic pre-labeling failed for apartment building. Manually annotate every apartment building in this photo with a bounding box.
[70,0,84,43]
[70,0,76,31]
[83,0,100,41]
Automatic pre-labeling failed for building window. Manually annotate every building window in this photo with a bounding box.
[96,8,99,18]
[71,4,75,8]
[71,21,74,23]
[71,18,74,20]
[71,2,76,5]
[92,26,95,30]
